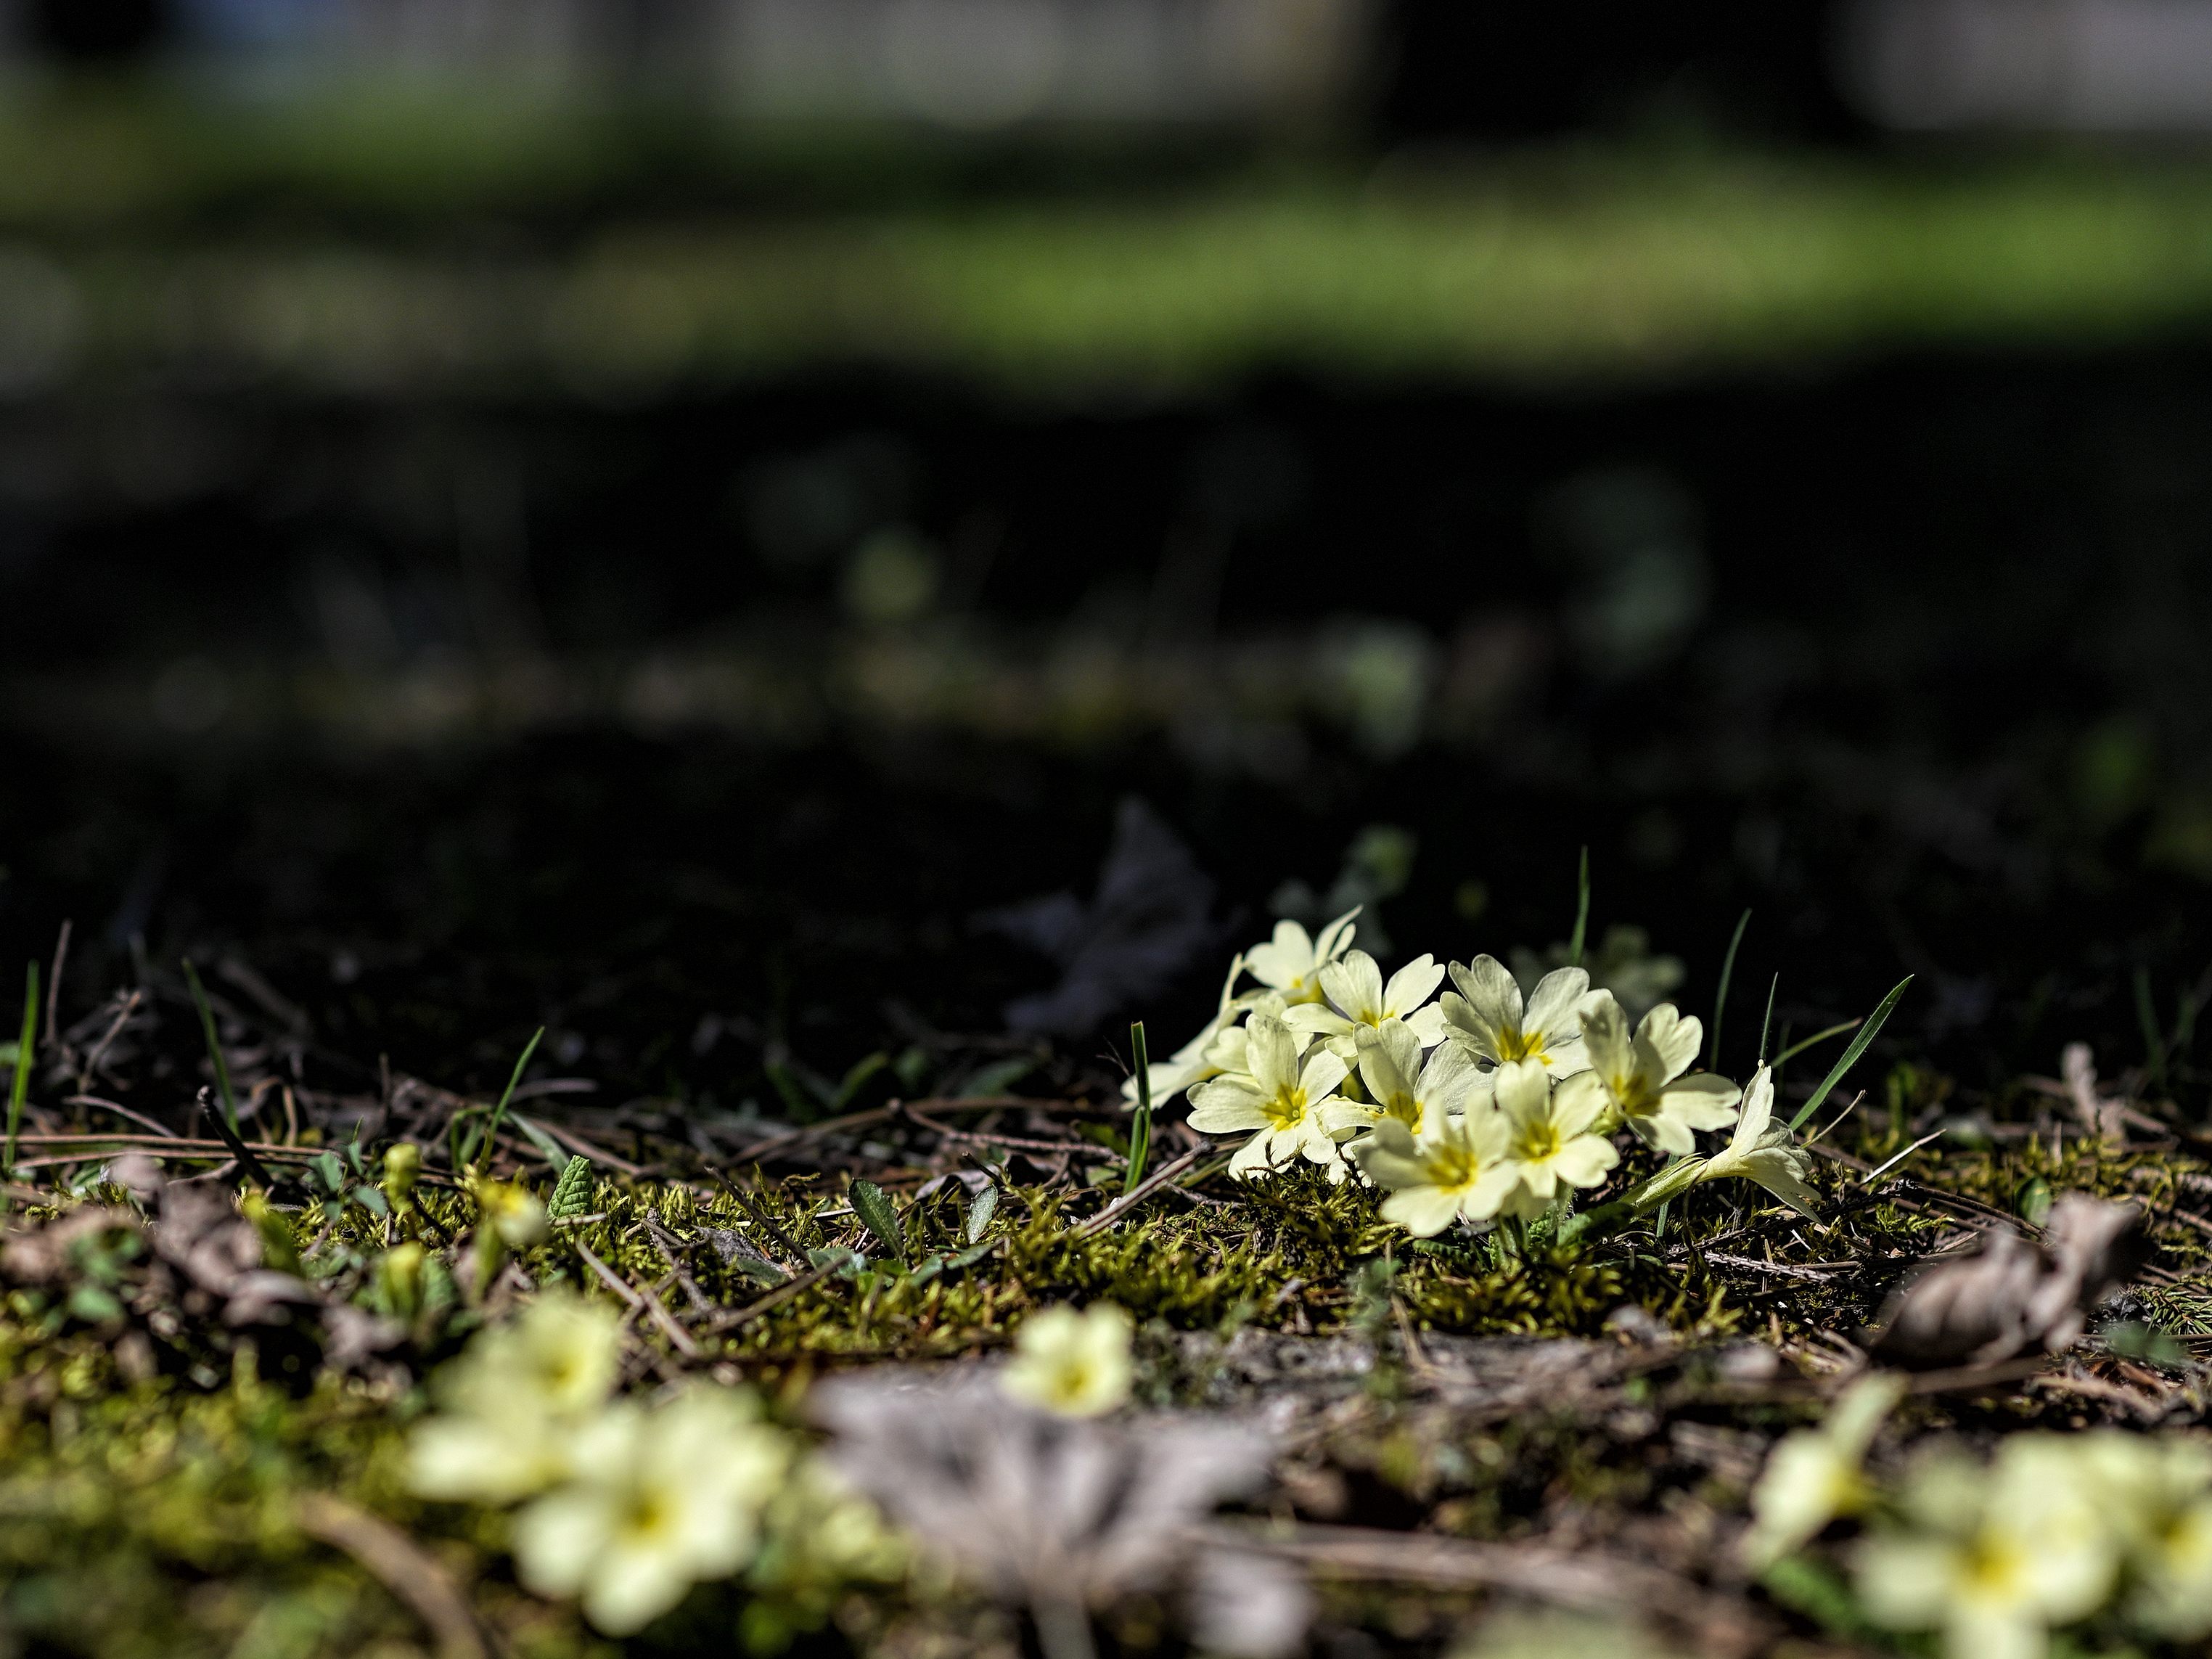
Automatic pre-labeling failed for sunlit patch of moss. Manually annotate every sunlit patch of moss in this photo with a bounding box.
[0,1364,607,1659]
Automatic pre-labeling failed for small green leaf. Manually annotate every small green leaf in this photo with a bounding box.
[546,1155,596,1221]
[908,1253,946,1287]
[314,1152,346,1193]
[849,1179,906,1259]
[351,1185,390,1218]
[947,1240,996,1270]
[806,1245,867,1278]
[729,1253,787,1289]
[67,1285,123,1324]
[834,1052,890,1109]
[964,1184,999,1244]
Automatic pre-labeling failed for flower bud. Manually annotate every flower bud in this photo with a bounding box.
[382,1142,422,1208]
[378,1241,426,1319]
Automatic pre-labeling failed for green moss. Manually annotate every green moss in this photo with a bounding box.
[7,1049,2211,1656]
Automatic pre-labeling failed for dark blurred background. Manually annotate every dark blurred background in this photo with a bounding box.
[9,0,2212,1120]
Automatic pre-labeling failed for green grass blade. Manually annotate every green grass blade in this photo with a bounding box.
[478,1025,545,1173]
[1123,1020,1153,1197]
[181,959,239,1135]
[1774,1018,1862,1067]
[1567,847,1591,969]
[4,962,36,1176]
[1708,908,1750,1072]
[1758,972,1779,1065]
[1788,976,1914,1132]
[2135,964,2168,1094]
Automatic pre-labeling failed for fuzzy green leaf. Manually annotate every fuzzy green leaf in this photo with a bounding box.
[964,1183,999,1244]
[849,1179,906,1258]
[546,1155,596,1221]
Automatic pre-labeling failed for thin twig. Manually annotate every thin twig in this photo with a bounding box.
[571,1238,702,1359]
[713,1171,811,1267]
[1861,1131,1947,1186]
[295,1493,487,1659]
[1074,1143,1206,1237]
[65,1096,179,1137]
[724,1095,1094,1166]
[1703,1250,1843,1282]
[705,1259,847,1332]
[75,989,142,1093]
[643,1211,713,1315]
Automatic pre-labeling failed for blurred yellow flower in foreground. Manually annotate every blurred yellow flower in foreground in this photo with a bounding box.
[1001,1302,1134,1417]
[512,1388,791,1635]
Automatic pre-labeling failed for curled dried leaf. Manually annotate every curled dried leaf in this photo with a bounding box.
[1867,1195,2145,1368]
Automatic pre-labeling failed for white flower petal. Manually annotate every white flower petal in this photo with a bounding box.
[1380,954,1444,1017]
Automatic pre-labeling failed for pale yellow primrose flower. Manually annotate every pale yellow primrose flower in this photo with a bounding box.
[1562,991,1740,1155]
[470,1176,551,1248]
[407,1291,623,1504]
[1000,1302,1135,1418]
[2074,1430,2212,1639]
[512,1387,791,1636]
[1439,955,1592,1076]
[1188,1012,1354,1182]
[1192,990,1290,1084]
[1486,1057,1618,1221]
[1282,949,1449,1058]
[1349,1097,1511,1237]
[408,1406,573,1506]
[1330,1019,1489,1139]
[1698,1064,1822,1220]
[1120,954,1253,1107]
[1742,1372,1904,1567]
[1857,1435,2118,1659]
[1241,907,1359,1006]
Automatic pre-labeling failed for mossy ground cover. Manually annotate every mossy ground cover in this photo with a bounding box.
[6,941,2212,1658]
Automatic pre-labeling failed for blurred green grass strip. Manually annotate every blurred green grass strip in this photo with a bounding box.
[11,90,2212,384]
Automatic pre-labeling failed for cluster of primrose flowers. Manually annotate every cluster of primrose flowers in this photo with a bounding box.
[407,1292,898,1637]
[1749,1376,2212,1659]
[1132,908,1820,1236]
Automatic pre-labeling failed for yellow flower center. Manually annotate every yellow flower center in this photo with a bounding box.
[1959,1535,2029,1601]
[1493,1026,1546,1064]
[1612,1070,1655,1115]
[1510,1118,1562,1163]
[1263,1083,1310,1131]
[1046,1361,1096,1405]
[619,1488,677,1546]
[1425,1138,1482,1190]
[1382,1092,1422,1132]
